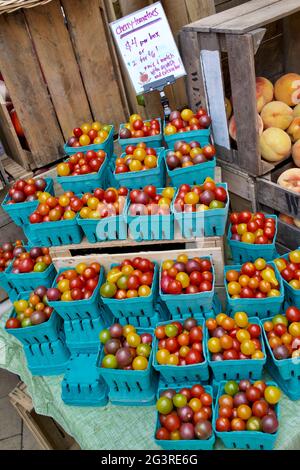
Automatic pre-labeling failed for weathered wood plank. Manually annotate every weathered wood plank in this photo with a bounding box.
[180,30,204,110]
[256,178,300,218]
[226,33,260,176]
[183,0,277,32]
[25,0,92,140]
[199,33,231,152]
[62,0,127,129]
[215,0,250,13]
[283,11,300,75]
[276,219,300,251]
[186,0,215,21]
[0,99,28,170]
[0,11,64,169]
[215,0,300,34]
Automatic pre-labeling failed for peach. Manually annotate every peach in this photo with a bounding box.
[292,139,300,167]
[294,218,300,228]
[288,118,300,142]
[260,127,291,162]
[293,104,300,118]
[260,101,293,130]
[274,73,300,106]
[256,77,274,112]
[277,168,300,193]
[279,213,295,225]
[229,114,263,141]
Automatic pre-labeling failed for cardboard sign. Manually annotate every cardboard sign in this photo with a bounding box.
[110,1,186,95]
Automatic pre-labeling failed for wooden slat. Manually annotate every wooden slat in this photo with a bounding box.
[186,0,215,20]
[218,160,257,210]
[183,0,277,32]
[215,0,250,13]
[0,11,64,169]
[62,0,126,129]
[2,155,33,180]
[118,0,149,15]
[0,99,29,170]
[215,0,300,34]
[199,33,231,152]
[24,1,92,140]
[283,11,300,74]
[276,219,300,250]
[52,245,225,286]
[256,177,300,218]
[226,33,260,176]
[180,30,204,110]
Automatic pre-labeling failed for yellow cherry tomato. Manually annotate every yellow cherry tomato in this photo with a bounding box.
[254,258,266,271]
[79,134,91,146]
[251,350,264,359]
[234,312,249,328]
[138,285,151,297]
[162,187,175,200]
[132,356,148,370]
[208,337,221,353]
[81,122,91,133]
[189,398,202,412]
[87,197,100,210]
[289,322,300,337]
[127,332,141,348]
[176,272,190,289]
[181,108,194,122]
[162,259,174,270]
[236,329,251,343]
[216,313,227,326]
[76,263,87,274]
[61,290,72,301]
[129,160,142,172]
[167,354,179,365]
[57,279,70,293]
[179,346,190,357]
[123,325,136,336]
[144,155,157,168]
[129,114,142,124]
[156,349,170,365]
[241,232,255,244]
[264,385,281,404]
[227,281,241,296]
[237,223,247,235]
[177,254,188,264]
[240,339,256,356]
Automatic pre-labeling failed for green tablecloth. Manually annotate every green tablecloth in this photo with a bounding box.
[1,311,300,450]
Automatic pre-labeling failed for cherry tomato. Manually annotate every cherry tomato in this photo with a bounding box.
[156,427,170,440]
[216,417,231,432]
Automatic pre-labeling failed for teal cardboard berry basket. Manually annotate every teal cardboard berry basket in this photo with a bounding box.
[1,178,54,226]
[227,215,278,263]
[5,291,63,346]
[102,262,159,318]
[159,256,215,319]
[61,352,108,407]
[118,118,163,151]
[5,261,56,294]
[172,183,229,238]
[205,317,266,381]
[224,262,284,318]
[64,309,113,354]
[164,119,211,150]
[154,384,215,450]
[48,266,105,321]
[213,380,280,450]
[64,125,114,157]
[164,149,216,187]
[23,334,70,376]
[98,327,158,405]
[0,270,19,302]
[113,147,166,190]
[261,316,300,400]
[127,188,175,242]
[114,298,170,329]
[276,249,300,308]
[77,195,129,243]
[28,215,84,247]
[152,319,209,384]
[57,156,108,193]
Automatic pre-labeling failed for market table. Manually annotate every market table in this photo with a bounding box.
[1,309,300,451]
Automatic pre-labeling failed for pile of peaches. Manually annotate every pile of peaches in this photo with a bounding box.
[228,73,300,166]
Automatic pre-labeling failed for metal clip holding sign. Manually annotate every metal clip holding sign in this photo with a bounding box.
[143,75,175,120]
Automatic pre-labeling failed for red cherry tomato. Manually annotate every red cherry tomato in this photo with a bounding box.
[185,349,201,365]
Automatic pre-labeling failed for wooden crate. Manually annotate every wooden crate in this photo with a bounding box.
[182,0,300,177]
[51,240,225,286]
[9,382,80,450]
[0,0,128,170]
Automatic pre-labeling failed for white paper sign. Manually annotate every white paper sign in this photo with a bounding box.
[110,1,186,95]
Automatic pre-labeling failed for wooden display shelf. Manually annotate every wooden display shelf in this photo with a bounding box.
[9,382,80,450]
[182,0,300,176]
[51,242,225,286]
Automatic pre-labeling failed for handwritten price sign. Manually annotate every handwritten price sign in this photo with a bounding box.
[110,1,186,95]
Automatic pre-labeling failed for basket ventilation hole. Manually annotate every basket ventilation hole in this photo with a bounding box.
[136,382,142,392]
[33,337,40,344]
[47,237,51,245]
[85,312,92,320]
[291,370,295,377]
[89,384,92,392]
[125,382,131,392]
[113,380,119,392]
[38,343,44,356]
[44,335,50,342]
[233,442,237,449]
[77,383,81,394]
[246,444,250,450]
[200,305,204,313]
[79,320,84,331]
[213,226,216,235]
[66,383,70,392]
[90,320,94,330]
[49,343,54,355]
[141,310,145,316]
[249,371,253,378]
[24,338,30,345]
[260,445,264,450]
